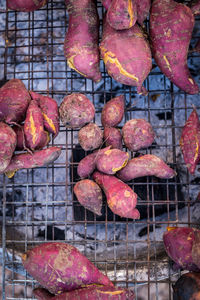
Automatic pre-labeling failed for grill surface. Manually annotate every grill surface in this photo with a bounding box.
[0,0,200,299]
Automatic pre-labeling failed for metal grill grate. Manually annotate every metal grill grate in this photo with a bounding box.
[0,0,200,299]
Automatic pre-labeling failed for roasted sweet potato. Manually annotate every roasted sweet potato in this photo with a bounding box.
[74,179,102,215]
[150,0,199,94]
[100,0,112,10]
[78,123,103,151]
[101,95,124,127]
[104,127,123,150]
[180,108,200,175]
[0,122,17,172]
[136,0,151,26]
[189,0,200,15]
[122,119,155,151]
[173,272,200,300]
[34,286,135,300]
[59,93,95,129]
[64,0,101,82]
[0,79,30,124]
[107,0,137,30]
[93,171,140,219]
[3,147,61,178]
[96,148,129,175]
[7,0,47,11]
[117,154,176,181]
[100,19,152,95]
[22,242,113,295]
[30,91,59,137]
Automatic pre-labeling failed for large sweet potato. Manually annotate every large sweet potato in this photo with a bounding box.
[78,123,103,151]
[7,0,47,11]
[22,242,113,295]
[93,171,140,219]
[104,127,123,150]
[150,0,199,94]
[101,95,124,127]
[0,79,30,124]
[136,0,151,26]
[100,19,152,95]
[173,272,200,300]
[64,0,101,82]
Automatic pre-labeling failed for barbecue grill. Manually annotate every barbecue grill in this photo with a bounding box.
[0,0,200,299]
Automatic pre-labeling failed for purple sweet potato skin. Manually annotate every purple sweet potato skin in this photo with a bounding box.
[180,108,200,175]
[7,0,47,11]
[0,79,30,124]
[122,119,155,151]
[0,122,17,172]
[74,179,102,215]
[150,0,199,94]
[64,0,101,82]
[30,91,59,137]
[104,127,123,150]
[136,0,151,25]
[117,154,176,181]
[101,95,124,127]
[22,242,113,295]
[100,19,152,95]
[34,286,135,300]
[96,149,129,175]
[107,0,137,30]
[100,0,112,10]
[59,93,95,128]
[173,272,200,300]
[189,0,200,15]
[93,171,140,219]
[78,123,103,151]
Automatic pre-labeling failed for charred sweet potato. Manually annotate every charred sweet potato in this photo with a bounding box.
[104,127,123,150]
[173,272,200,300]
[93,171,140,219]
[22,242,113,295]
[0,79,30,124]
[136,0,151,26]
[101,95,124,127]
[59,93,95,129]
[78,123,103,151]
[7,0,47,11]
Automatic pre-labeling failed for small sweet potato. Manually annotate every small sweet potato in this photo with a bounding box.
[96,148,129,174]
[107,0,137,30]
[78,123,103,151]
[22,242,113,295]
[0,122,17,172]
[59,93,95,129]
[7,0,47,11]
[34,286,135,300]
[122,119,155,151]
[173,272,200,300]
[136,0,151,26]
[100,0,112,10]
[64,0,101,82]
[93,171,140,219]
[3,146,61,178]
[101,95,124,127]
[74,179,102,215]
[117,154,176,181]
[30,91,59,137]
[0,79,30,124]
[180,108,200,175]
[189,0,200,15]
[104,127,123,150]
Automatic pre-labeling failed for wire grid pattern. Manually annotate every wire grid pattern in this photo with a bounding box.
[0,1,200,299]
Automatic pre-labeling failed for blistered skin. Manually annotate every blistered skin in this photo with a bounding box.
[150,0,199,94]
[22,242,113,295]
[104,127,123,150]
[117,154,176,181]
[173,272,200,300]
[78,123,103,151]
[59,93,95,129]
[93,171,140,219]
[7,0,47,11]
[0,79,30,124]
[100,20,152,95]
[0,122,16,172]
[101,95,124,127]
[136,0,151,25]
[107,0,137,30]
[180,108,200,174]
[64,0,101,82]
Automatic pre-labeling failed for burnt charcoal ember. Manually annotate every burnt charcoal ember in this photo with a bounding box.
[37,226,65,240]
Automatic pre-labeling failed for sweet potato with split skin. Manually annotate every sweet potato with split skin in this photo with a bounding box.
[180,108,200,175]
[64,0,101,82]
[0,122,17,172]
[100,19,152,95]
[34,286,135,300]
[22,242,113,295]
[136,0,151,26]
[150,0,199,94]
[3,146,61,178]
[117,154,176,181]
[173,272,200,300]
[104,127,123,150]
[78,123,103,151]
[74,179,102,215]
[93,171,139,219]
[107,0,137,30]
[0,79,30,124]
[96,149,129,175]
[101,95,124,127]
[30,91,59,137]
[7,0,47,11]
[59,93,95,129]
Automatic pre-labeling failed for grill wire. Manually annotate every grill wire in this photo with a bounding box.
[0,0,200,299]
